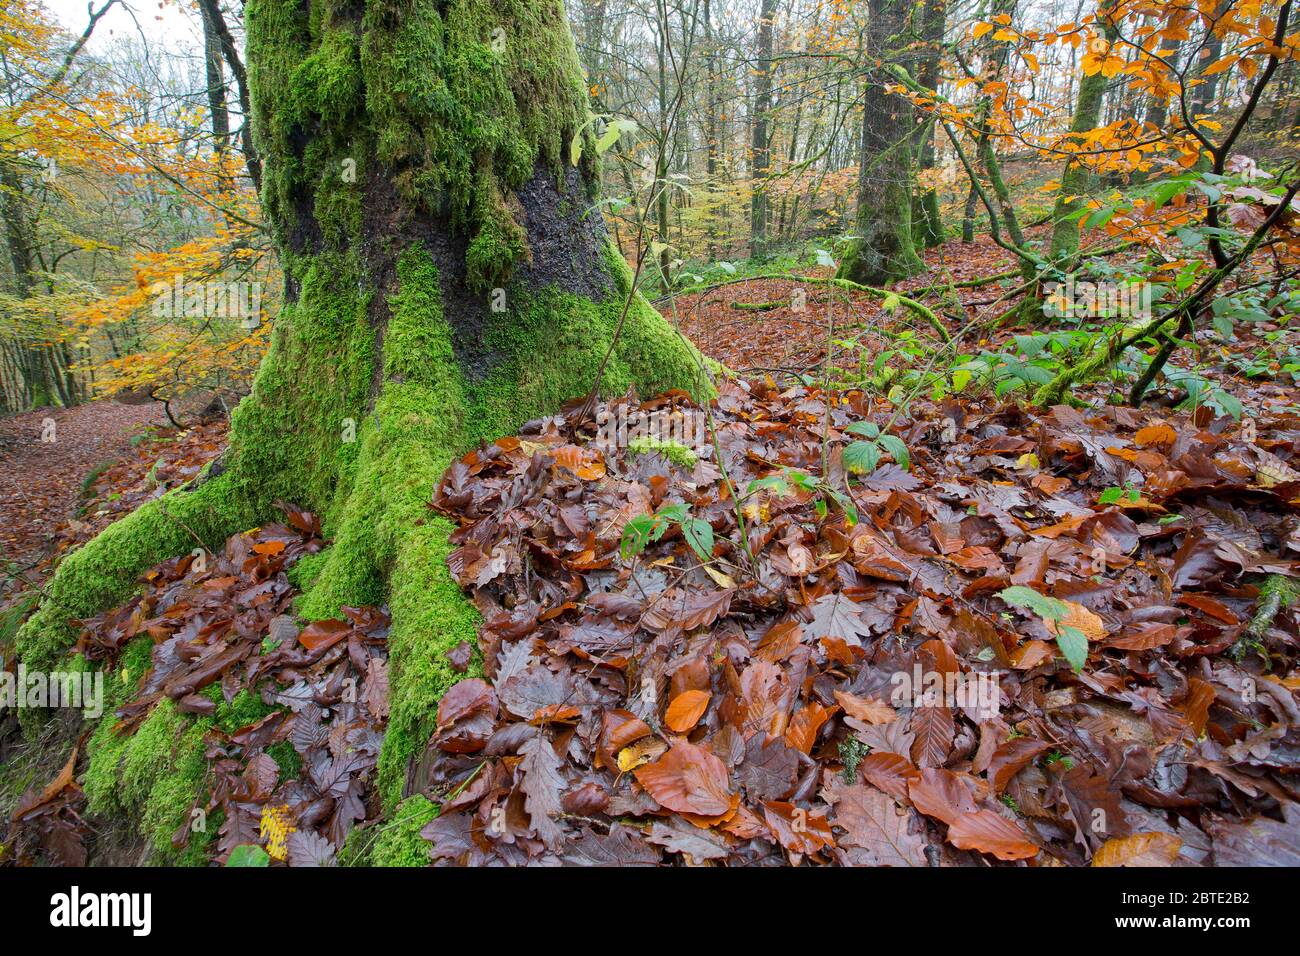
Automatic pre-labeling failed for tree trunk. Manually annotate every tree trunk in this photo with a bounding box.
[749,0,777,257]
[17,0,708,815]
[836,0,925,286]
[911,0,946,248]
[704,0,721,260]
[1048,0,1120,263]
[199,0,232,160]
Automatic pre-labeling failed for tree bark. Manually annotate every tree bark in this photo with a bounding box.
[911,0,946,248]
[749,0,777,256]
[1048,0,1120,263]
[836,0,925,286]
[17,0,708,815]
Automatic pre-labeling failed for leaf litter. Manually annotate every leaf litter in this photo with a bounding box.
[7,372,1300,867]
[415,380,1300,866]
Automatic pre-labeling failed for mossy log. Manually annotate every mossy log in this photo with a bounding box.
[15,0,709,860]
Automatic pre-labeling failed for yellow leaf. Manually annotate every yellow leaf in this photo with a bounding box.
[703,565,737,589]
[1047,601,1106,643]
[258,804,296,862]
[617,736,666,772]
[1092,832,1182,866]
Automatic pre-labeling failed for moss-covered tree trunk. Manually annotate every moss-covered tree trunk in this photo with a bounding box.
[1048,1,1120,264]
[18,0,706,819]
[836,0,925,286]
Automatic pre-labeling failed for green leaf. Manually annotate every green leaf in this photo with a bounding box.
[785,469,817,491]
[1054,624,1089,672]
[845,421,880,439]
[594,118,637,157]
[827,490,859,526]
[620,513,656,559]
[1083,206,1115,229]
[878,434,910,470]
[656,502,689,523]
[843,440,882,475]
[1098,487,1124,505]
[997,585,1068,622]
[682,518,715,562]
[226,845,270,867]
[747,474,791,496]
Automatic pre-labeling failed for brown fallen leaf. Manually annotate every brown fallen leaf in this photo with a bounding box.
[664,689,711,733]
[1091,832,1182,867]
[947,809,1039,861]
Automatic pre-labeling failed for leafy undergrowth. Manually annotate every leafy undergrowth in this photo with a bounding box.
[6,374,1300,867]
[3,505,390,867]
[415,382,1300,866]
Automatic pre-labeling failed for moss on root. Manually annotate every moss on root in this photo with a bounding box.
[83,698,213,865]
[368,794,438,866]
[80,664,281,865]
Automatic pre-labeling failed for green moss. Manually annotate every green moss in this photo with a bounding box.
[287,549,329,591]
[369,794,437,867]
[629,436,698,469]
[268,739,302,783]
[212,688,275,734]
[83,697,213,864]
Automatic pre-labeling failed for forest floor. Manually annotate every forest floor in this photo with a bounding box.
[3,234,1300,867]
[0,401,226,606]
[0,401,166,593]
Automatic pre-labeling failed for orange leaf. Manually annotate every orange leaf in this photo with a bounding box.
[784,701,836,753]
[1092,832,1182,867]
[834,691,897,724]
[298,618,349,652]
[664,689,711,732]
[947,810,1039,860]
[634,742,733,816]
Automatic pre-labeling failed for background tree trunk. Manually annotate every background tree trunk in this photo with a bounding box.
[749,0,777,257]
[836,0,925,286]
[912,0,946,248]
[1048,0,1120,263]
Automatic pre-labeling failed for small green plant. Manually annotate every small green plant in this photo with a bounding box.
[620,502,714,563]
[843,421,910,477]
[1044,750,1075,771]
[746,468,858,526]
[1098,484,1140,505]
[997,585,1089,672]
[838,737,870,783]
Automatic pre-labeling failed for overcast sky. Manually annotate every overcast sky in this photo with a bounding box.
[46,0,202,52]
